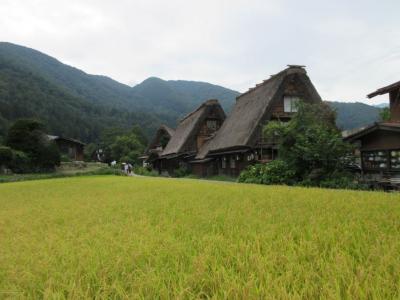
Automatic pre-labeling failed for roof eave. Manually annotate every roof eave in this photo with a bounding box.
[367,80,400,98]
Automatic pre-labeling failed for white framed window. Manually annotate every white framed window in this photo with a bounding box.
[284,96,300,113]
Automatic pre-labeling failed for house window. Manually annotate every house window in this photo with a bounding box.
[390,150,400,170]
[362,151,389,170]
[230,157,236,169]
[221,157,226,169]
[284,96,300,112]
[207,120,218,131]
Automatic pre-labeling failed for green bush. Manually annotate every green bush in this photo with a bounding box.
[173,166,190,178]
[9,150,31,173]
[6,119,60,172]
[238,160,295,185]
[134,166,159,177]
[318,173,368,190]
[60,154,72,162]
[0,146,13,167]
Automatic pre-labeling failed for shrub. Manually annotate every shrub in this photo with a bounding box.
[60,154,72,162]
[0,146,13,167]
[134,166,159,177]
[9,150,31,173]
[318,172,368,190]
[173,166,190,178]
[238,160,295,185]
[6,119,60,172]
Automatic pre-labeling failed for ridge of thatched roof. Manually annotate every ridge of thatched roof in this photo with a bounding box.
[161,99,225,156]
[196,65,320,158]
[237,65,306,101]
[368,80,400,98]
[47,135,85,145]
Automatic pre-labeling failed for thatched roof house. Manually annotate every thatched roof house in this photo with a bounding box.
[146,124,175,154]
[193,65,322,176]
[156,99,226,175]
[142,125,175,166]
[146,65,322,177]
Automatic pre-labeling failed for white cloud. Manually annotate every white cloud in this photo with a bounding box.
[1,0,400,104]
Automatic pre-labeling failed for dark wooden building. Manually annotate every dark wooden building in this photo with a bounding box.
[142,125,175,168]
[156,99,226,175]
[48,135,85,161]
[344,81,400,183]
[192,65,322,177]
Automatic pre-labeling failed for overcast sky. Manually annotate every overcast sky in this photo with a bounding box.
[1,0,399,104]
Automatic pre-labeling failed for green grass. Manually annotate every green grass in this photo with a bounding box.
[0,176,399,298]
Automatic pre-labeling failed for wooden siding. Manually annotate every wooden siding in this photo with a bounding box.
[359,130,400,151]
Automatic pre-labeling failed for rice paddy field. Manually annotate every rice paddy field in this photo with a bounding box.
[0,176,399,299]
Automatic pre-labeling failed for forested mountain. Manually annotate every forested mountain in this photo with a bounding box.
[0,42,238,142]
[0,43,165,141]
[326,101,381,130]
[131,77,239,115]
[0,42,384,143]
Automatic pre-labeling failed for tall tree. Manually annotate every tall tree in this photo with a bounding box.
[6,119,60,171]
[263,102,353,183]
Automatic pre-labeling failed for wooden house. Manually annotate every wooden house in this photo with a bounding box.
[47,135,85,161]
[157,99,226,175]
[344,81,400,183]
[142,125,175,168]
[193,65,322,177]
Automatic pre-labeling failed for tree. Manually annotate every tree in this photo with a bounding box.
[379,107,391,121]
[262,102,353,185]
[99,125,147,164]
[0,146,13,172]
[6,119,60,172]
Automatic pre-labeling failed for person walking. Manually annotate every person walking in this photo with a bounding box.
[123,163,129,174]
[127,163,132,175]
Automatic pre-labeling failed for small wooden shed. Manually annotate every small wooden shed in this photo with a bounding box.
[48,135,85,161]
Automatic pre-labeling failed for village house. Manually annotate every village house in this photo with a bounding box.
[47,135,85,161]
[191,65,323,177]
[155,99,226,175]
[344,81,400,184]
[147,65,323,177]
[142,124,175,169]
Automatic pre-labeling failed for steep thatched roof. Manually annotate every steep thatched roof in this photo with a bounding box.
[197,66,321,158]
[47,135,85,145]
[146,124,175,154]
[160,124,175,137]
[368,81,400,98]
[161,99,225,157]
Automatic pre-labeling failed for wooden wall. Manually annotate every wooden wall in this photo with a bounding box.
[360,130,400,151]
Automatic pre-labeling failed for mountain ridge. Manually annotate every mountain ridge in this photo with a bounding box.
[0,42,384,143]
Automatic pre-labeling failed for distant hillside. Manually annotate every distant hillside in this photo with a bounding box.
[131,77,239,118]
[0,43,238,141]
[326,101,381,130]
[0,42,134,109]
[373,103,389,108]
[0,42,384,143]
